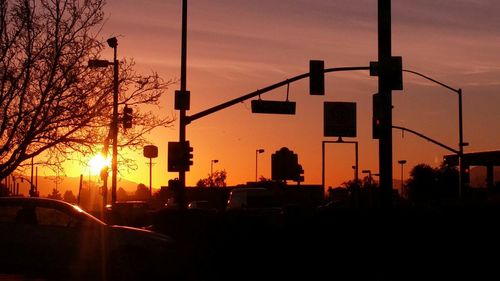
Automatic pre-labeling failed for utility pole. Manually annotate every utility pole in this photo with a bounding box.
[378,0,393,208]
[177,0,189,209]
[110,37,119,206]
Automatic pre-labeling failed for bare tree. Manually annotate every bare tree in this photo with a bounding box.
[0,0,175,180]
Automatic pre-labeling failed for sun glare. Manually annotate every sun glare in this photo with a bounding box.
[89,154,111,175]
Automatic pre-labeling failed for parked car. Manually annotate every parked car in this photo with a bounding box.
[105,200,152,227]
[0,197,182,281]
[227,187,281,212]
[187,200,218,213]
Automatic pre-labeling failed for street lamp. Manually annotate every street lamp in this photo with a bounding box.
[88,37,119,206]
[210,159,219,187]
[403,69,468,198]
[398,160,407,197]
[362,170,372,184]
[255,149,265,181]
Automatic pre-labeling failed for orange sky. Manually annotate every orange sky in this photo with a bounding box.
[57,0,500,191]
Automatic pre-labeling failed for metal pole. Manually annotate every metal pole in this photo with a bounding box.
[403,69,464,199]
[78,174,83,204]
[177,0,188,208]
[111,42,119,206]
[400,163,404,192]
[30,157,34,197]
[255,151,258,182]
[355,142,359,182]
[321,141,326,191]
[149,158,152,198]
[378,0,393,207]
[458,88,463,199]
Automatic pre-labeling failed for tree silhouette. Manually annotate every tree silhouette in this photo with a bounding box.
[196,170,227,188]
[0,0,175,181]
[134,183,150,200]
[117,187,129,201]
[406,164,438,205]
[436,162,459,200]
[48,188,62,200]
[63,190,77,203]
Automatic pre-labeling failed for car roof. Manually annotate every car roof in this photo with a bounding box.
[0,196,72,205]
[0,197,106,225]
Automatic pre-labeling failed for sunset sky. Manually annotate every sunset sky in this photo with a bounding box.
[60,0,500,191]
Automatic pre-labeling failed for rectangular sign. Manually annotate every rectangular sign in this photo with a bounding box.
[251,100,296,115]
[324,102,356,137]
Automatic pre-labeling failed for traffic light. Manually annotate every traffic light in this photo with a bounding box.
[123,105,133,129]
[309,60,325,95]
[185,142,193,170]
[168,142,182,172]
[390,56,403,91]
[168,141,193,172]
[372,93,381,139]
[369,56,403,91]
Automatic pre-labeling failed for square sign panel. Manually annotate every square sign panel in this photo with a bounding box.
[324,102,356,137]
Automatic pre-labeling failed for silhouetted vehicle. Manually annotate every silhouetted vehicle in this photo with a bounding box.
[105,200,152,227]
[187,200,218,213]
[0,197,181,281]
[225,187,284,232]
[164,197,179,209]
[227,187,282,212]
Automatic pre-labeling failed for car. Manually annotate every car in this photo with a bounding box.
[187,200,210,210]
[0,197,182,281]
[226,187,281,211]
[105,200,152,227]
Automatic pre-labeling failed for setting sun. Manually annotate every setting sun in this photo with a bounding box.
[88,154,111,175]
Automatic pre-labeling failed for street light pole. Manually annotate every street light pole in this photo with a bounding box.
[402,69,466,198]
[255,149,264,182]
[362,170,372,184]
[378,0,394,208]
[458,88,464,198]
[398,160,407,196]
[177,0,189,208]
[210,159,219,187]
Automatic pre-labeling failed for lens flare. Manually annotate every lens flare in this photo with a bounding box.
[89,154,111,175]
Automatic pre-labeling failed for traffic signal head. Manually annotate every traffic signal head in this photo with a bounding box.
[309,60,325,95]
[369,57,403,91]
[185,142,193,170]
[167,141,193,172]
[123,106,133,129]
[168,142,183,172]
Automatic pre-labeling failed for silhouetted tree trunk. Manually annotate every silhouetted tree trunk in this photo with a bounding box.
[0,0,175,180]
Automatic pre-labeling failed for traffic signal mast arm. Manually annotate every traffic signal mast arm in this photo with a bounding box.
[392,125,459,155]
[186,66,370,124]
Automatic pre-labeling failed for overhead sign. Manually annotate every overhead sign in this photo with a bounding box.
[324,102,356,137]
[251,100,296,115]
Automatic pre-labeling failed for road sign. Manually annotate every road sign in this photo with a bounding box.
[251,100,296,115]
[324,102,356,137]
